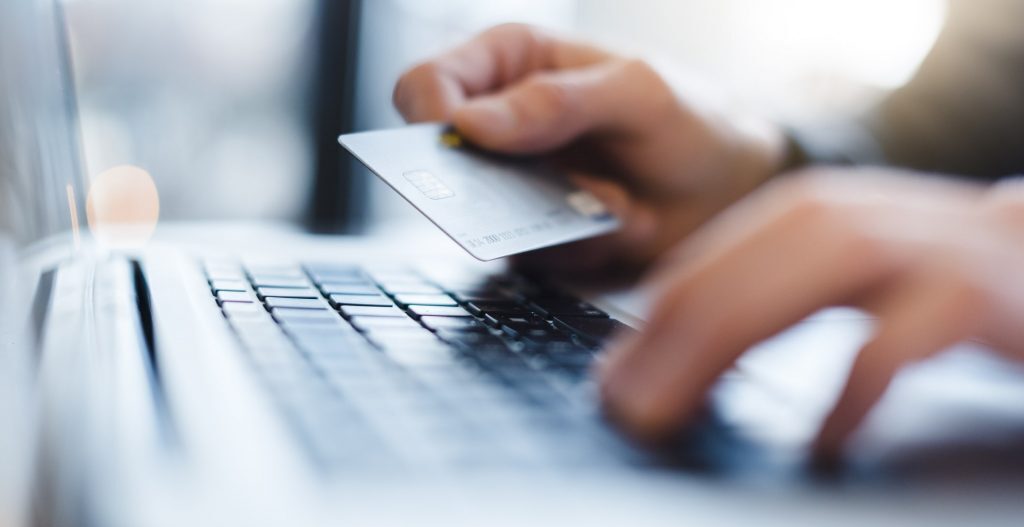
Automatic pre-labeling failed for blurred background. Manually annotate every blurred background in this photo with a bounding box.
[63,0,947,232]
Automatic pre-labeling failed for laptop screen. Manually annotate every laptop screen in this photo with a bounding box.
[0,1,84,511]
[0,0,88,253]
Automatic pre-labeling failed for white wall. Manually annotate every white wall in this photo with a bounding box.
[67,0,317,221]
[576,0,947,120]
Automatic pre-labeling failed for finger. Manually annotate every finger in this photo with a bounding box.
[452,58,669,154]
[393,23,612,122]
[571,173,657,243]
[599,204,898,440]
[813,269,981,460]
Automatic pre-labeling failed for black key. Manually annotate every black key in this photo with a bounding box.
[555,317,636,344]
[394,331,457,350]
[258,287,320,299]
[550,362,590,382]
[406,305,472,318]
[222,302,267,319]
[438,330,509,349]
[466,300,532,317]
[466,344,530,368]
[319,283,381,295]
[497,314,549,327]
[304,264,364,282]
[230,318,283,334]
[369,333,444,352]
[246,264,304,276]
[381,283,444,295]
[249,276,311,289]
[510,327,576,344]
[339,305,407,318]
[272,308,339,323]
[447,283,516,302]
[204,263,246,281]
[279,319,359,338]
[348,316,422,331]
[368,270,423,282]
[313,275,372,286]
[265,297,326,310]
[525,345,590,370]
[449,286,513,301]
[494,314,553,334]
[329,294,393,307]
[384,347,459,367]
[393,294,457,307]
[547,351,594,368]
[360,325,434,338]
[210,279,248,292]
[291,333,370,357]
[419,316,487,331]
[482,314,502,327]
[218,291,254,303]
[529,299,608,318]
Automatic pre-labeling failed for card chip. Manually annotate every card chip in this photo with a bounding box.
[403,170,455,200]
[567,190,610,218]
[340,123,622,261]
[440,132,463,148]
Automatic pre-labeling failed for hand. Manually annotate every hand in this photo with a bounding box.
[598,169,1024,458]
[393,24,784,274]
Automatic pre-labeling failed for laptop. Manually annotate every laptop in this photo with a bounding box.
[4,1,1024,525]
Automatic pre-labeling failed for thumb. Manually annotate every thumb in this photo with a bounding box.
[571,173,658,242]
[452,60,644,154]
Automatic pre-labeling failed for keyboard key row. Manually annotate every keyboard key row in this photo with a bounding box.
[205,261,639,471]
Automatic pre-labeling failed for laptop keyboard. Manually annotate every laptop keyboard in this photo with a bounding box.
[203,260,639,471]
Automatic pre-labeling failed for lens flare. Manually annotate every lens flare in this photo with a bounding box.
[86,165,160,249]
[65,183,81,251]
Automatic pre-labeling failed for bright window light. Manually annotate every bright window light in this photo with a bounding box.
[579,0,948,117]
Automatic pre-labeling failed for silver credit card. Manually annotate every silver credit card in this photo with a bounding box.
[339,123,620,261]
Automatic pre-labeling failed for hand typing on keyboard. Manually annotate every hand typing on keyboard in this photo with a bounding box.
[395,23,1024,464]
[597,173,1024,461]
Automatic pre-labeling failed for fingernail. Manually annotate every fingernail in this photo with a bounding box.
[457,97,517,135]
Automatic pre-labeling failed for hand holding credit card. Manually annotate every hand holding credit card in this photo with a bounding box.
[339,123,620,261]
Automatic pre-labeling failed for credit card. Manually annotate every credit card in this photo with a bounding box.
[339,123,620,261]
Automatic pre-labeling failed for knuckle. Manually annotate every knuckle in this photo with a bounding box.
[519,75,576,116]
[985,192,1024,228]
[775,172,898,271]
[777,172,841,223]
[620,57,661,84]
[618,58,676,112]
[485,22,537,41]
[404,61,444,89]
[935,261,991,316]
[839,226,893,275]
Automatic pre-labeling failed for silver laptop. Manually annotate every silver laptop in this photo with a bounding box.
[4,1,1024,525]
